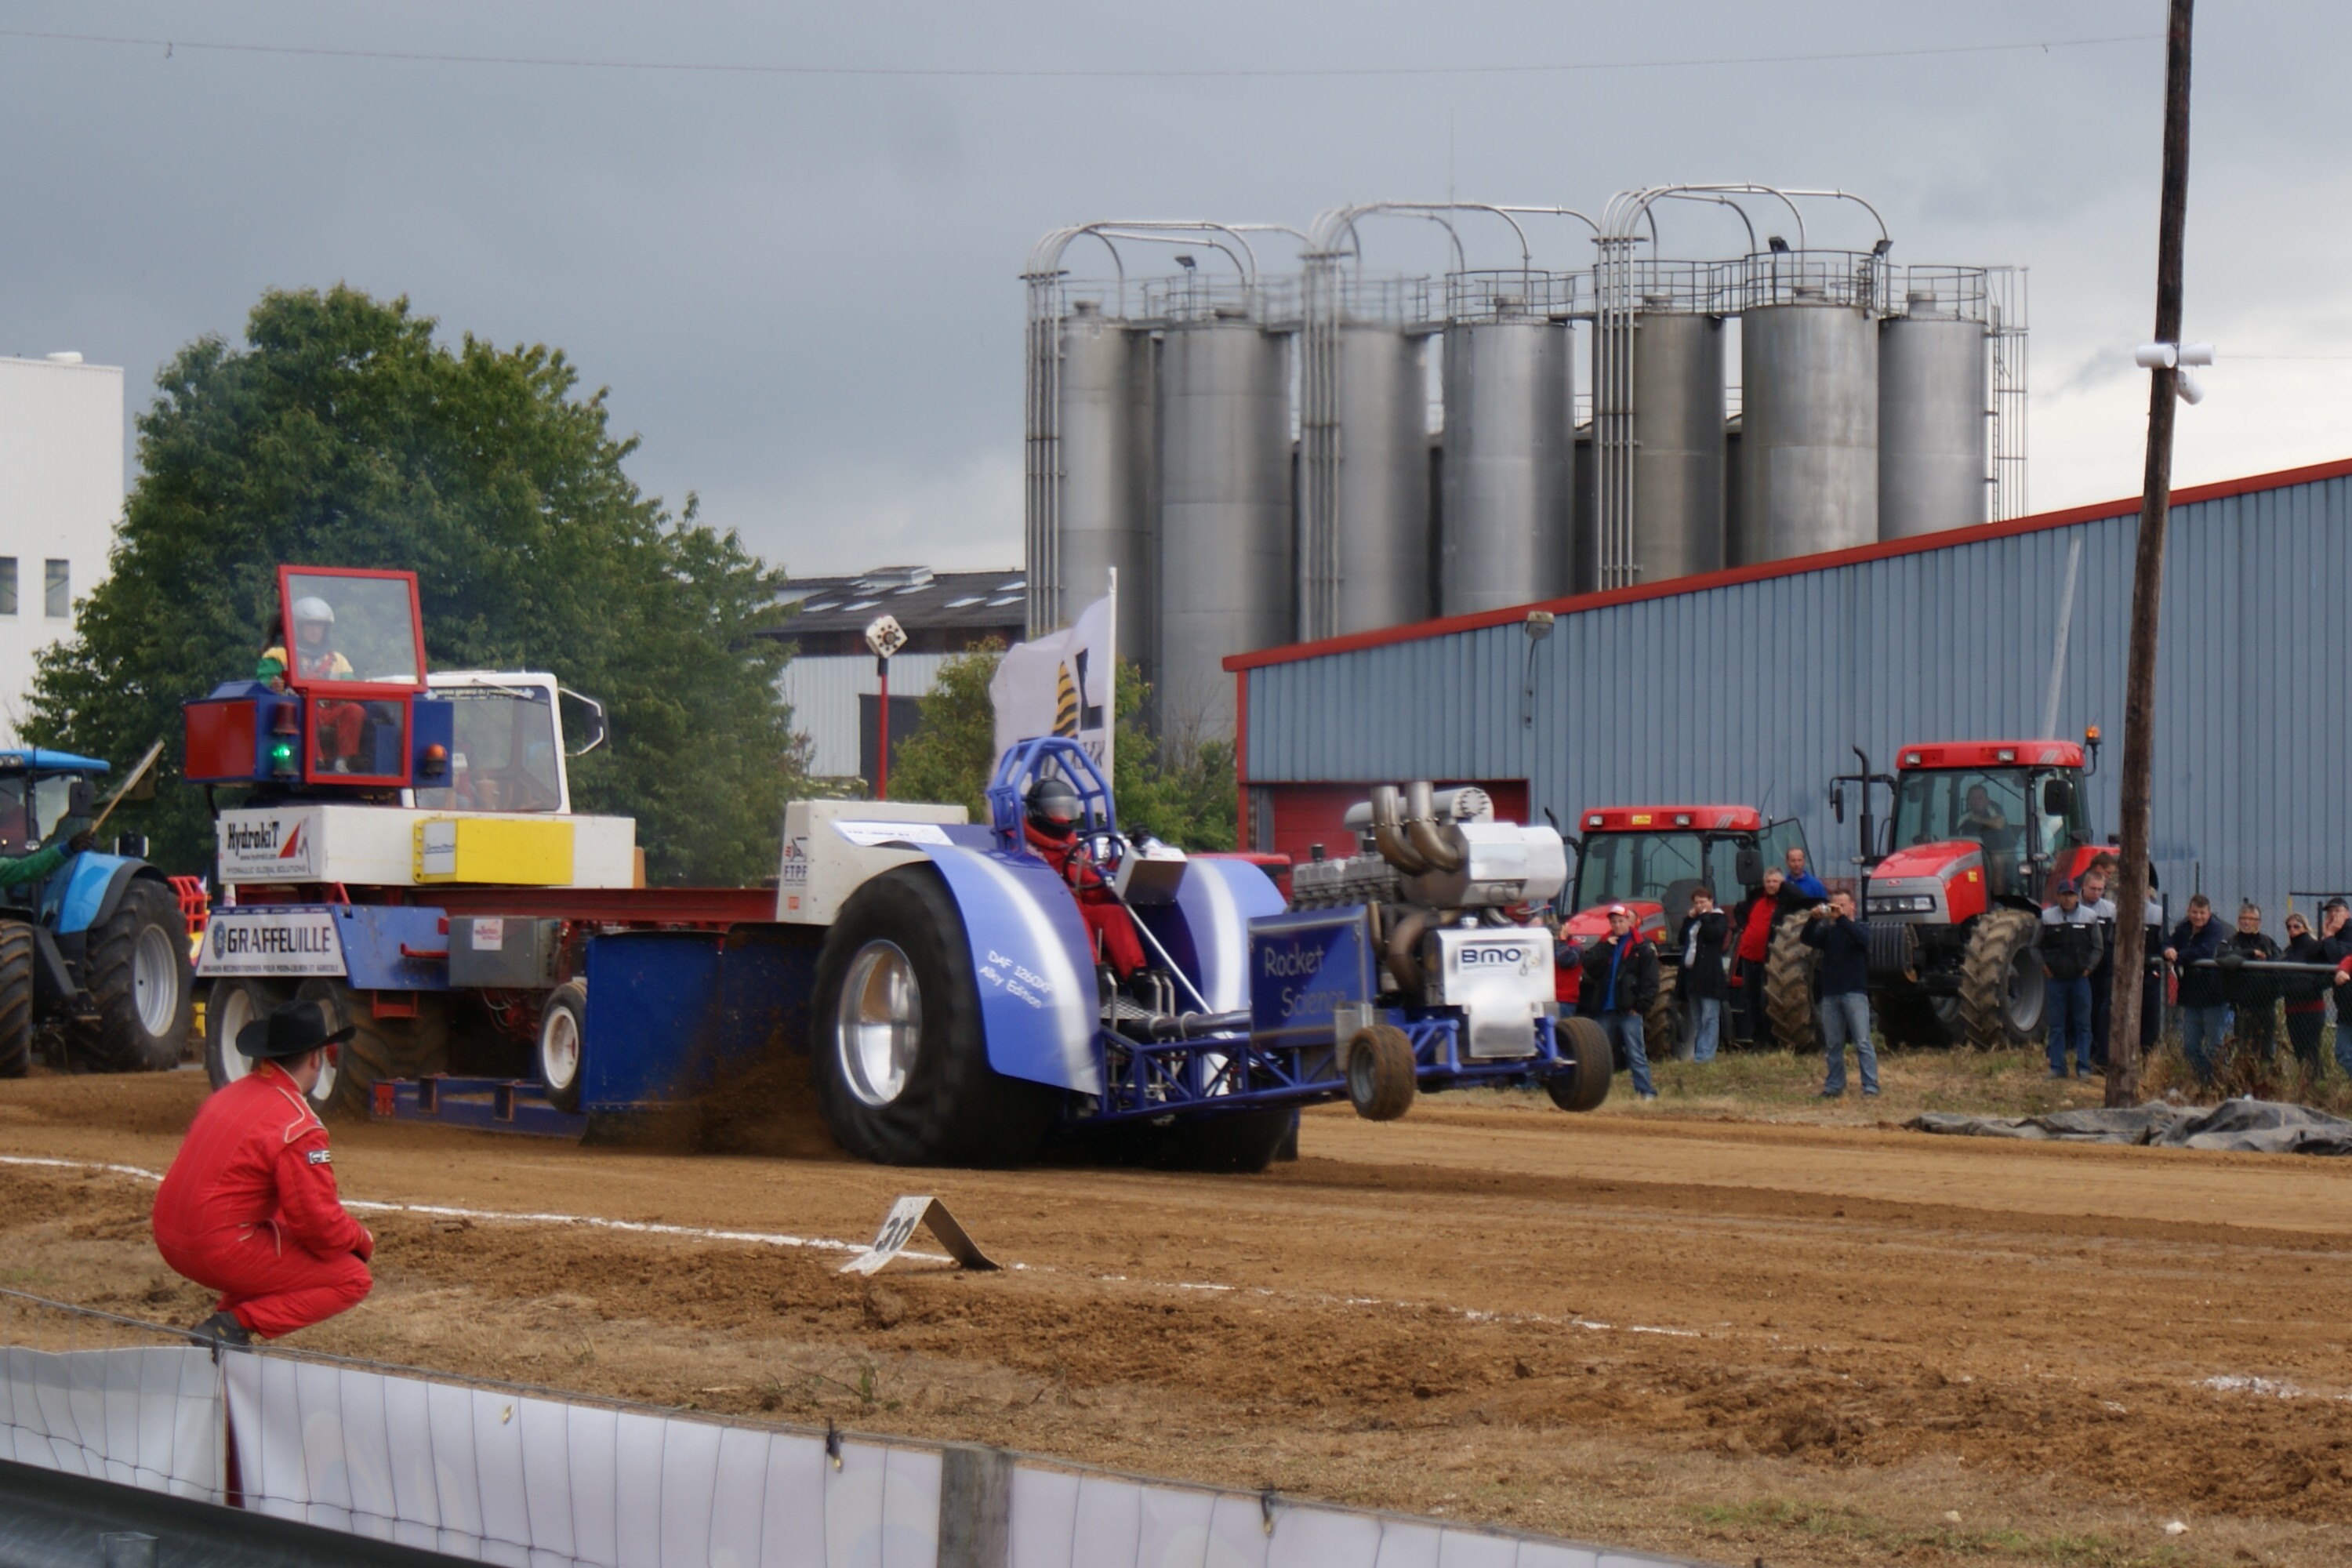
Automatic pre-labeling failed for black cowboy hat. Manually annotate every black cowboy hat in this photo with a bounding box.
[237,1000,357,1061]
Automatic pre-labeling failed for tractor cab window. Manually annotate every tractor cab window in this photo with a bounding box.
[0,775,26,854]
[281,572,423,689]
[1893,769,2031,895]
[2030,769,2091,864]
[1576,831,1726,924]
[1760,818,1809,886]
[31,775,87,843]
[413,687,564,813]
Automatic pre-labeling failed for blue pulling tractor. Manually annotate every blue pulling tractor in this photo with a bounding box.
[0,748,194,1077]
[784,739,1610,1169]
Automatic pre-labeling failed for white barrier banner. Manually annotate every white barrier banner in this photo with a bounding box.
[0,1345,222,1501]
[3,1342,1708,1568]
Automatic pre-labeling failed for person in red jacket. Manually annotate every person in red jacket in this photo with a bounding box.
[151,1002,374,1346]
[1021,773,1146,981]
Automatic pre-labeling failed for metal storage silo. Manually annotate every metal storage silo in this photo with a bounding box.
[1156,300,1295,736]
[1737,257,1882,563]
[1629,304,1727,581]
[1439,276,1573,616]
[1054,299,1156,662]
[1328,318,1433,633]
[1878,275,1989,539]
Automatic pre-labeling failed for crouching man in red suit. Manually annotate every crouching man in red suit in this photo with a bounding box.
[152,1002,375,1346]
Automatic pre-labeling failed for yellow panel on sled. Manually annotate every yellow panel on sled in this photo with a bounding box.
[412,817,576,885]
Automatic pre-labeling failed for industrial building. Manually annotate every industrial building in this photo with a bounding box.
[770,564,1025,785]
[1227,456,2352,928]
[1023,186,2026,741]
[0,353,122,742]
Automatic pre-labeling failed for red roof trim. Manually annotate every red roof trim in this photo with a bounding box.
[1225,453,2352,673]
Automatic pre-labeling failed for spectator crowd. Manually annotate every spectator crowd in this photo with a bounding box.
[1550,841,2352,1098]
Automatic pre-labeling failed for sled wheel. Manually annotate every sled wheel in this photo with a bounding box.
[1343,1023,1417,1122]
[1546,1014,1613,1112]
[535,982,588,1112]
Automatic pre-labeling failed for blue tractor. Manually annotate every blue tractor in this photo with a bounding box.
[795,738,1610,1170]
[0,749,194,1077]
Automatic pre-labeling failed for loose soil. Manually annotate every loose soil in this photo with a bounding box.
[4,1063,2350,1568]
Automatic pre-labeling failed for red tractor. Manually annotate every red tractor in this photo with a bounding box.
[1562,804,1810,1054]
[1831,736,2106,1049]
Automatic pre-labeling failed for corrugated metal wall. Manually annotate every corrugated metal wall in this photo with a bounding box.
[1243,466,2352,922]
[779,652,953,776]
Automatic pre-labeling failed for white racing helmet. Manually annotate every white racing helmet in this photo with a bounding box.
[291,595,336,625]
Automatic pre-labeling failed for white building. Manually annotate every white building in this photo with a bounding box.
[0,354,124,744]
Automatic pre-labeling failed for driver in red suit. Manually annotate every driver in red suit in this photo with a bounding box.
[1022,774,1147,980]
[151,1002,375,1345]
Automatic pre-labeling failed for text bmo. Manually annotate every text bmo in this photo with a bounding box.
[1457,946,1532,968]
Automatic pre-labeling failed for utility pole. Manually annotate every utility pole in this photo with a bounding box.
[2107,0,2196,1109]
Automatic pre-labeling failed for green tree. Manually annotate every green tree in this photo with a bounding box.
[1109,662,1237,852]
[877,644,1236,850]
[27,286,801,884]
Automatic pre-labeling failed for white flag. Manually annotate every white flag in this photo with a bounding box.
[990,586,1116,778]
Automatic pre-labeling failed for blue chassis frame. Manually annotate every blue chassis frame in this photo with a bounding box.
[1077,1011,1565,1127]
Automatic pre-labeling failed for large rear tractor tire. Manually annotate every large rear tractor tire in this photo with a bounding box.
[1107,1106,1294,1173]
[1344,1023,1417,1121]
[1764,914,1820,1055]
[204,978,286,1094]
[1546,1014,1613,1112]
[535,982,588,1112]
[301,978,450,1120]
[0,921,31,1079]
[68,880,193,1073]
[1647,985,1688,1062]
[809,866,1058,1167]
[1959,909,2045,1051]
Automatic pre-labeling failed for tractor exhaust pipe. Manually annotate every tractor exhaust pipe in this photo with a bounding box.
[1370,785,1428,874]
[1141,1008,1253,1040]
[1403,780,1464,873]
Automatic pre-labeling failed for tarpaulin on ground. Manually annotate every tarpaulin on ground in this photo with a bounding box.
[1907,1098,2352,1154]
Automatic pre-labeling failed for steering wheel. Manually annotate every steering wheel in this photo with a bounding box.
[1078,829,1129,882]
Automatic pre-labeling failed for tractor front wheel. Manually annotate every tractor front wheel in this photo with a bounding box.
[70,880,192,1073]
[0,921,32,1079]
[809,866,1057,1167]
[204,978,288,1094]
[1764,914,1820,1055]
[1546,1014,1613,1112]
[1959,909,2045,1050]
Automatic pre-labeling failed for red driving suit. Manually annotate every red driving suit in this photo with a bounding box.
[151,1064,374,1339]
[1024,822,1148,978]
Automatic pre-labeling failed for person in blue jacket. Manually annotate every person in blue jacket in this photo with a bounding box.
[1782,844,1828,902]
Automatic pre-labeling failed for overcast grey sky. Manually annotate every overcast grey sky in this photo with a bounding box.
[2,2,2343,579]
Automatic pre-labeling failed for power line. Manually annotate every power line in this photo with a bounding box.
[0,26,2161,82]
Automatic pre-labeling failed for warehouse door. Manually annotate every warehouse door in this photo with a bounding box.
[1250,781,1531,864]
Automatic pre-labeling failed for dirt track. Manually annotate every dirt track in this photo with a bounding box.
[5,1069,2350,1567]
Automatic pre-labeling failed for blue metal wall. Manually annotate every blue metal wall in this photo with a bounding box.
[1242,465,2352,921]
